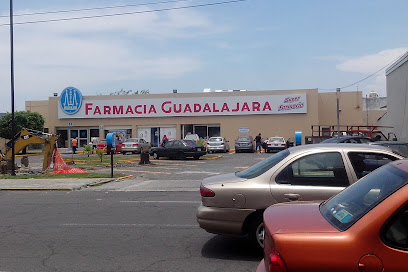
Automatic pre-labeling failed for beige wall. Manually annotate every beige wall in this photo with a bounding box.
[26,88,370,145]
[318,91,363,125]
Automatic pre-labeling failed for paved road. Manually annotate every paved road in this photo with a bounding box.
[0,152,271,272]
[0,191,262,272]
[85,152,269,191]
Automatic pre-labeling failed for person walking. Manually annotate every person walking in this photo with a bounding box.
[91,137,98,151]
[71,137,78,154]
[255,133,262,153]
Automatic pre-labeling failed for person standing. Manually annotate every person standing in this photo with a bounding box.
[91,137,98,150]
[255,133,262,153]
[161,134,169,147]
[71,137,78,154]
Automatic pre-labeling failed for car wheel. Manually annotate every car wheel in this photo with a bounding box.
[178,152,186,160]
[193,155,200,160]
[248,213,264,252]
[153,152,159,160]
[122,152,126,155]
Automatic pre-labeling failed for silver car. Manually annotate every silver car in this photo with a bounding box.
[207,137,230,153]
[196,144,404,250]
[121,138,150,154]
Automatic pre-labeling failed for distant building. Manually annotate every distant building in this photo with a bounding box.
[384,51,408,140]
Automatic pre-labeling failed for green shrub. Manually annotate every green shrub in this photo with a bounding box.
[83,145,92,157]
[96,148,105,162]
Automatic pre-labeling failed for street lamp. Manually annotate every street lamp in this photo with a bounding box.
[336,88,340,138]
[9,0,16,176]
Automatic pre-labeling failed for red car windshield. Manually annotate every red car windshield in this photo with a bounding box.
[321,163,408,231]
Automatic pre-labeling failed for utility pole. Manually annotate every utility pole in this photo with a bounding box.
[336,88,340,138]
[10,0,16,176]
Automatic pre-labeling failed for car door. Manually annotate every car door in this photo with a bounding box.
[380,203,408,272]
[270,151,351,203]
[169,140,183,157]
[160,141,174,156]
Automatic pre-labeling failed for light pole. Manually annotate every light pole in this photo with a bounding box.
[9,0,16,176]
[336,88,340,138]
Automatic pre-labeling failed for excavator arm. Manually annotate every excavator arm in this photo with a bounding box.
[2,128,57,171]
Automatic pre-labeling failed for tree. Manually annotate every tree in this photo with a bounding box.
[0,111,45,139]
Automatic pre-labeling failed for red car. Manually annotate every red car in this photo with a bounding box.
[257,159,408,272]
[96,139,122,153]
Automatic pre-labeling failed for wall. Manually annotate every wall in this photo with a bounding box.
[386,54,408,141]
[26,88,368,145]
[318,91,364,126]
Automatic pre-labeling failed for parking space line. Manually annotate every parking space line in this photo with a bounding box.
[120,201,201,204]
[119,170,172,174]
[60,223,200,228]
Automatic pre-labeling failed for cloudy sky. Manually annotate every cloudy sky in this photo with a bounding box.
[0,0,407,112]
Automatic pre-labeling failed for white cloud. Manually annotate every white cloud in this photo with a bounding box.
[335,48,408,96]
[0,3,214,111]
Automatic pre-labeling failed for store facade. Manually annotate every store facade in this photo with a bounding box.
[25,88,366,148]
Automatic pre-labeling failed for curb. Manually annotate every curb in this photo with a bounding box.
[0,187,74,191]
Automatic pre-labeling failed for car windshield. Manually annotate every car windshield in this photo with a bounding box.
[236,149,290,179]
[125,139,138,143]
[237,136,251,141]
[270,137,284,142]
[209,137,222,142]
[321,163,408,231]
[99,140,106,144]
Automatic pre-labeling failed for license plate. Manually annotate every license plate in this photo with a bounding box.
[197,148,201,151]
[274,144,278,146]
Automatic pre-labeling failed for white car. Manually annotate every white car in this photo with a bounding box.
[206,137,230,153]
[266,136,286,153]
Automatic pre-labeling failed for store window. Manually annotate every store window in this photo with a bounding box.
[181,124,220,139]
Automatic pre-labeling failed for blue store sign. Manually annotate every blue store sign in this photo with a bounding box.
[60,86,83,115]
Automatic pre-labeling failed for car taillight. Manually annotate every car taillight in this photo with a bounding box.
[235,142,239,145]
[268,249,287,272]
[200,185,215,197]
[133,144,138,146]
[221,143,224,145]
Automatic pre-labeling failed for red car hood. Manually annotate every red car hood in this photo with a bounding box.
[264,201,338,234]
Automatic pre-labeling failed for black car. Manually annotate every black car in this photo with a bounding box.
[149,139,206,160]
[369,141,408,157]
[235,136,255,153]
[320,136,372,144]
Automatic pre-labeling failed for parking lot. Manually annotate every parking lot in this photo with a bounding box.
[83,151,270,192]
[0,151,269,272]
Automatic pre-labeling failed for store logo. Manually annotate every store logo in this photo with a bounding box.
[60,87,83,115]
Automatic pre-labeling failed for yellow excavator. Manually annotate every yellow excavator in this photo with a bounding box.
[1,128,57,172]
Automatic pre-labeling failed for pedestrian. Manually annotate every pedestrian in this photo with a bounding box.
[161,134,169,147]
[255,133,262,153]
[91,137,98,151]
[71,137,78,154]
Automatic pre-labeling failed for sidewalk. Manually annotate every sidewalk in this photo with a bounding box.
[0,178,116,191]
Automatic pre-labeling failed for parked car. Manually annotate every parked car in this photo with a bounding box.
[266,137,286,153]
[196,144,404,250]
[321,136,372,143]
[206,137,230,153]
[369,141,408,158]
[96,139,122,153]
[121,138,150,154]
[149,139,206,160]
[235,136,255,153]
[257,159,408,272]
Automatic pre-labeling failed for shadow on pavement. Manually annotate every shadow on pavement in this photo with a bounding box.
[201,234,263,261]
